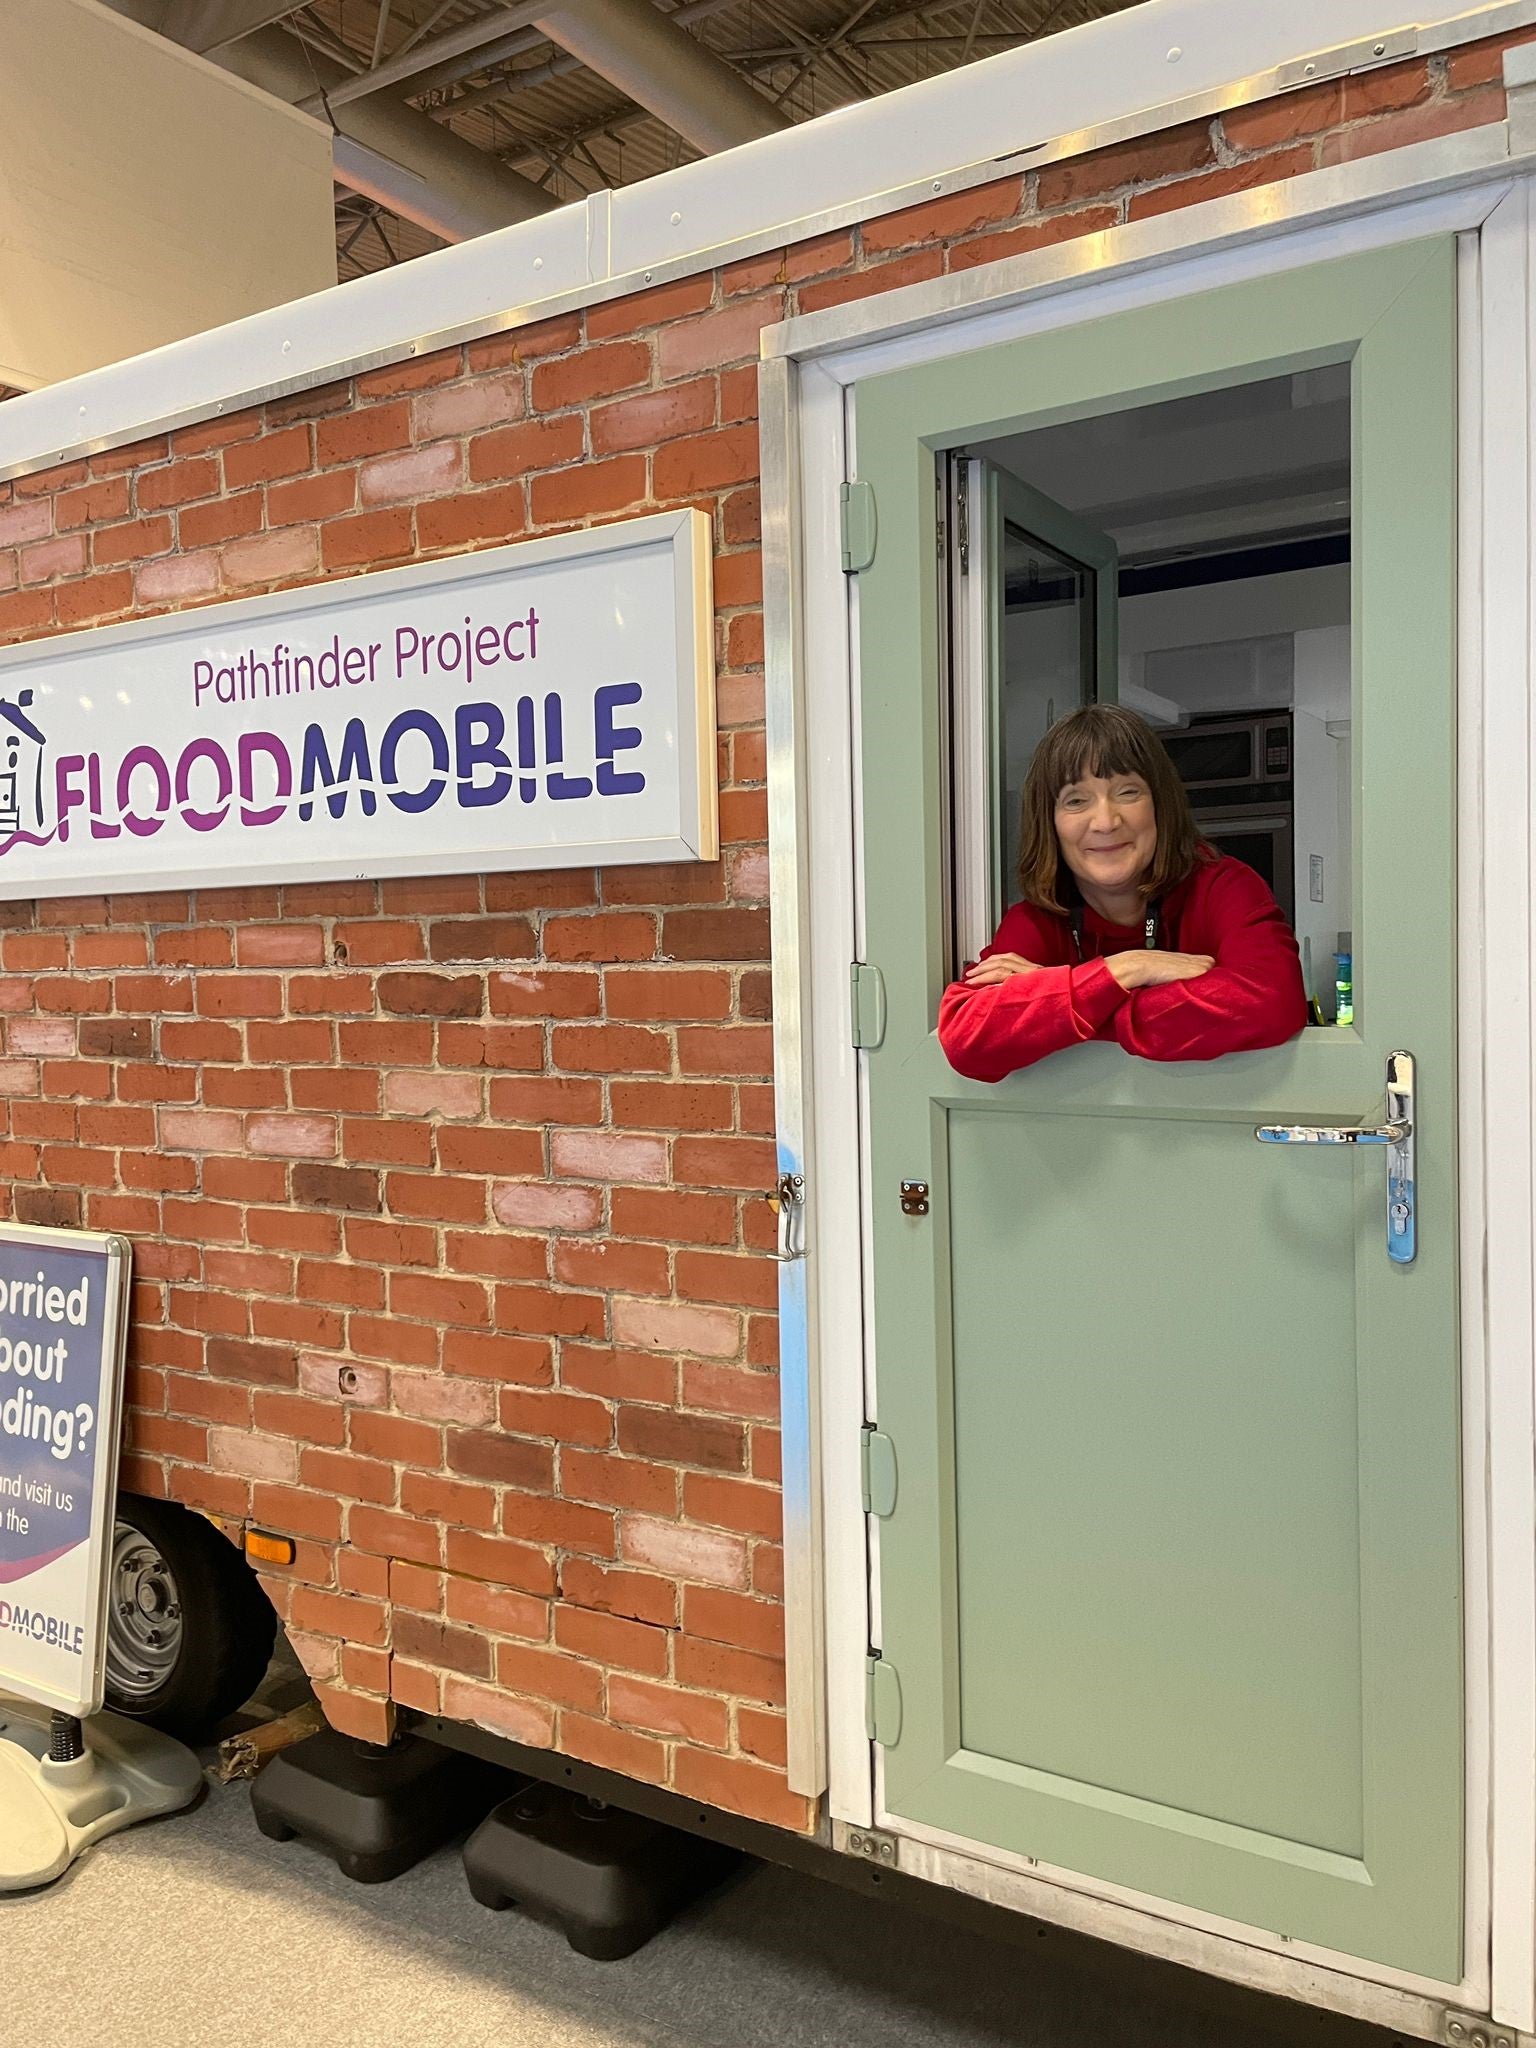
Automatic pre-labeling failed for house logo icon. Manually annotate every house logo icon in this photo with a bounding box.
[0,691,47,838]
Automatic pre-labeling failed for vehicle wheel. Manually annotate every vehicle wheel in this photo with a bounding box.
[104,1494,277,1743]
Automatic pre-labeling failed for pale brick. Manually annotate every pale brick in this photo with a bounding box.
[731,846,770,902]
[6,1019,76,1054]
[620,1515,749,1589]
[0,501,51,546]
[247,1113,337,1159]
[360,442,462,506]
[551,1130,667,1184]
[658,299,782,380]
[160,1107,243,1151]
[136,551,220,603]
[208,1428,298,1483]
[613,1297,740,1359]
[285,1628,341,1682]
[441,1675,556,1748]
[412,375,524,440]
[21,536,86,581]
[383,1070,482,1119]
[492,1182,603,1230]
[390,1372,495,1424]
[222,526,318,588]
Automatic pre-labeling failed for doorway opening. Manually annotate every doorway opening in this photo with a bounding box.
[956,363,1353,1018]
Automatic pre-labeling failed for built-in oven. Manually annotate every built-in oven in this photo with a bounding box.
[1191,808,1295,923]
[1159,711,1295,923]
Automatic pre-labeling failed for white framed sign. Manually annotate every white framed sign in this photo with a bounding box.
[0,1224,132,1720]
[0,509,716,899]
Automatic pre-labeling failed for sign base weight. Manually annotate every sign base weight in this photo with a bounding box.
[0,1696,201,1889]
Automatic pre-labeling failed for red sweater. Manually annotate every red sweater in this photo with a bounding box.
[938,853,1309,1082]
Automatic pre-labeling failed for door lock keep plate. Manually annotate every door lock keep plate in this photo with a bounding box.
[1443,2015,1526,2048]
[837,1822,900,1868]
[900,1180,929,1216]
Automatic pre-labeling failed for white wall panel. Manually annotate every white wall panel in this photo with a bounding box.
[0,0,335,390]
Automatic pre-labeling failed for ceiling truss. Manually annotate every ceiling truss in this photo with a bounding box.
[135,0,1142,279]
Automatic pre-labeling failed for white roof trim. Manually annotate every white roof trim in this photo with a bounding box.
[1,0,1532,481]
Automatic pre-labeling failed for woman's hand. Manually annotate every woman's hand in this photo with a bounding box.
[962,952,1041,988]
[1105,949,1215,991]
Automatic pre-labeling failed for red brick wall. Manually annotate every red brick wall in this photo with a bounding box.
[0,38,1518,1832]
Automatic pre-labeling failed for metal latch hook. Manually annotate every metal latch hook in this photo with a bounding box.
[767,1172,805,1261]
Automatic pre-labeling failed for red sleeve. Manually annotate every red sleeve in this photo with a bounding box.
[1112,860,1309,1063]
[938,905,1128,1082]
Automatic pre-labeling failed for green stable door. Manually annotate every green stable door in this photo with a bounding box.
[853,240,1461,1978]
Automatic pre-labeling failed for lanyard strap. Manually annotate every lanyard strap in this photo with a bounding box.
[1070,905,1159,963]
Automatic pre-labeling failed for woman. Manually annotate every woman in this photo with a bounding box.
[939,704,1308,1082]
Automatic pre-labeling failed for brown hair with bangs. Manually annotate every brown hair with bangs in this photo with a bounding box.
[1016,703,1208,915]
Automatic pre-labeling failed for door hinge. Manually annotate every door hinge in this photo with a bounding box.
[860,1425,897,1523]
[956,454,971,575]
[850,961,886,1049]
[865,1655,903,1747]
[840,479,877,573]
[1276,25,1415,90]
[860,1426,898,1517]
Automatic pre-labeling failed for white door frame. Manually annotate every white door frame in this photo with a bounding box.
[762,119,1536,2040]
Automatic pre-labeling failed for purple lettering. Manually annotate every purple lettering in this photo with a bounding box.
[87,754,120,840]
[53,757,87,844]
[175,738,232,833]
[239,732,292,828]
[117,747,170,838]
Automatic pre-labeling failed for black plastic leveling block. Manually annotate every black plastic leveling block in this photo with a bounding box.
[251,1727,514,1883]
[463,1780,744,1959]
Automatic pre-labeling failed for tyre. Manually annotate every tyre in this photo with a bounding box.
[104,1494,277,1743]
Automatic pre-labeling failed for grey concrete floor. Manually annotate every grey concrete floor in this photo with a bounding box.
[0,1658,1415,2048]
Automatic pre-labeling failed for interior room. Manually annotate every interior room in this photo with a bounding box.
[975,362,1353,1017]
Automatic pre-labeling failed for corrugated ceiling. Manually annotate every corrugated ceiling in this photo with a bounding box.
[299,0,1145,277]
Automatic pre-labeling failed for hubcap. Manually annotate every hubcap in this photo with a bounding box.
[106,1526,183,1703]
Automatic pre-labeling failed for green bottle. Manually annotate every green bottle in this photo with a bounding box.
[1334,948,1353,1028]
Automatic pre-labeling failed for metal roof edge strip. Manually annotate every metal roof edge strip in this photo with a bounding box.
[765,124,1518,363]
[1,0,1532,483]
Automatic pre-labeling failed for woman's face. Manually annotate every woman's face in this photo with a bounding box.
[1053,769,1158,900]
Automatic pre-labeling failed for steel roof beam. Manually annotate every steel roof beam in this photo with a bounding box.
[532,0,791,152]
[316,3,551,110]
[428,0,742,123]
[215,27,560,235]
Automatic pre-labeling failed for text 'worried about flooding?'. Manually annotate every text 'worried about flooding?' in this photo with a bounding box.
[0,1271,97,1464]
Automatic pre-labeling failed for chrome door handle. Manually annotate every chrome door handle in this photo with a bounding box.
[1254,1051,1416,1265]
[1254,1120,1408,1146]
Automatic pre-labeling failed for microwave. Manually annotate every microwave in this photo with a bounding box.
[1159,713,1292,794]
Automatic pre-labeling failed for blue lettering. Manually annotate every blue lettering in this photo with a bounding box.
[298,719,376,821]
[543,694,592,802]
[516,697,537,805]
[595,682,645,796]
[382,709,449,814]
[454,702,513,809]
